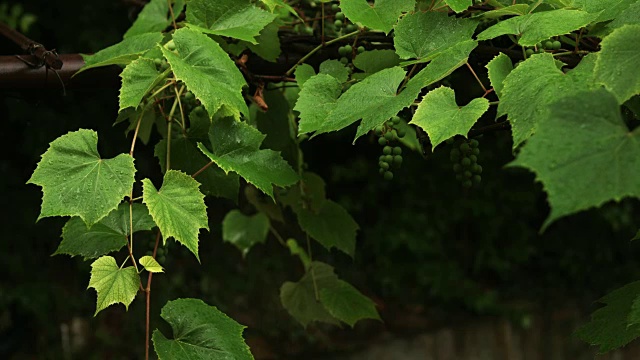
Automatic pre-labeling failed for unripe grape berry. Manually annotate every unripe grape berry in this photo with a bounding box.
[393,155,403,165]
[331,3,339,11]
[392,116,401,124]
[383,146,392,155]
[469,155,477,163]
[472,148,480,155]
[303,26,314,35]
[379,168,385,174]
[552,40,561,50]
[379,155,385,162]
[396,128,406,138]
[357,46,365,54]
[379,162,389,170]
[340,57,349,64]
[464,170,472,178]
[469,139,479,148]
[450,148,461,158]
[384,171,394,180]
[392,146,402,155]
[525,48,534,57]
[461,157,471,166]
[338,46,347,56]
[473,175,481,184]
[378,137,387,146]
[384,155,393,162]
[462,180,473,188]
[384,132,394,141]
[166,42,176,51]
[335,12,345,20]
[334,19,343,27]
[154,58,163,66]
[473,165,483,174]
[460,142,470,152]
[345,24,356,32]
[544,41,553,50]
[374,127,383,136]
[309,1,317,8]
[184,91,194,101]
[344,44,353,54]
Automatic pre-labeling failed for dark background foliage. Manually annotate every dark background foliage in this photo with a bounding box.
[2,1,640,359]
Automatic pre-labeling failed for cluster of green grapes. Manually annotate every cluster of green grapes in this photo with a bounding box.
[524,39,562,57]
[331,4,358,34]
[448,138,482,189]
[375,116,406,180]
[337,44,365,64]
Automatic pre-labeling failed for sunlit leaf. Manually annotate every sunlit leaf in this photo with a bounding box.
[88,256,140,316]
[142,170,209,260]
[27,129,135,227]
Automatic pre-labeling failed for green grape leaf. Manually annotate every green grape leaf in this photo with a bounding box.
[295,200,358,256]
[319,59,350,83]
[281,262,379,328]
[27,129,135,227]
[246,21,281,62]
[222,210,270,256]
[393,10,477,61]
[294,74,342,133]
[509,89,640,230]
[319,279,381,327]
[353,49,401,74]
[295,64,316,88]
[116,102,158,145]
[88,256,140,316]
[575,281,640,353]
[152,298,253,360]
[481,4,529,19]
[198,117,299,199]
[632,229,640,241]
[570,0,637,22]
[402,40,477,84]
[142,170,209,260]
[485,53,513,100]
[245,186,284,222]
[186,0,276,44]
[119,57,166,111]
[161,28,248,119]
[410,87,489,150]
[77,32,163,75]
[123,0,171,38]
[280,262,342,328]
[139,256,164,273]
[55,203,155,259]
[477,9,598,46]
[297,67,419,141]
[500,53,596,148]
[155,126,240,202]
[340,0,415,34]
[253,90,299,169]
[278,172,327,213]
[444,0,472,12]
[605,2,640,32]
[594,25,640,104]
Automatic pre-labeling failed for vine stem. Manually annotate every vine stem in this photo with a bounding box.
[192,161,215,178]
[145,230,162,360]
[553,50,590,57]
[285,30,361,76]
[269,226,287,247]
[465,62,487,94]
